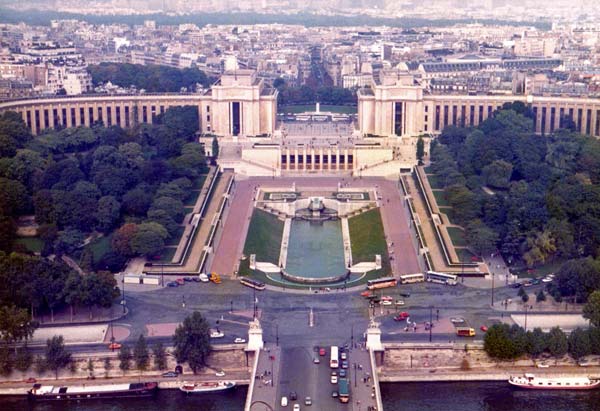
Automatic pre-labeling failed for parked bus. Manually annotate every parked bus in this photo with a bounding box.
[399,273,425,284]
[367,277,398,290]
[456,327,476,337]
[330,346,339,369]
[426,271,458,286]
[338,378,350,403]
[239,277,266,291]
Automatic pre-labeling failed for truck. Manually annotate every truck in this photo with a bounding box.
[209,272,221,284]
[338,378,349,403]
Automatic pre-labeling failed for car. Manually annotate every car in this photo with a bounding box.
[183,277,193,282]
[542,277,553,283]
[399,292,411,298]
[578,360,593,367]
[199,273,209,282]
[234,337,246,344]
[108,342,122,350]
[394,312,410,321]
[342,360,348,369]
[523,280,533,287]
[293,404,300,411]
[339,369,347,378]
[24,377,37,383]
[480,325,488,332]
[210,331,225,338]
[281,396,288,407]
[176,278,185,285]
[340,352,347,360]
[381,296,393,301]
[319,347,326,356]
[395,300,405,306]
[450,317,465,324]
[381,300,392,306]
[331,391,339,398]
[361,291,373,297]
[161,371,179,378]
[313,357,320,364]
[289,391,298,400]
[304,396,312,406]
[331,371,338,384]
[511,282,523,288]
[215,370,226,377]
[167,281,179,287]
[532,279,541,285]
[192,277,201,283]
[536,362,550,368]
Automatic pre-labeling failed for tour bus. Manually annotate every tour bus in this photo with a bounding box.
[399,273,426,284]
[456,327,476,337]
[426,271,458,286]
[239,277,266,291]
[367,277,398,290]
[330,346,339,369]
[338,378,350,403]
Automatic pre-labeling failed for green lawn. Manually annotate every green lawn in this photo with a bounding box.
[456,248,478,263]
[432,190,450,207]
[183,175,207,206]
[243,209,284,264]
[166,226,185,246]
[348,209,390,276]
[427,174,444,189]
[154,247,177,263]
[447,227,467,247]
[15,237,44,253]
[279,105,357,114]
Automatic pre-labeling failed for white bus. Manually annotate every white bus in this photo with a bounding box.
[330,346,339,369]
[426,271,458,286]
[399,273,425,284]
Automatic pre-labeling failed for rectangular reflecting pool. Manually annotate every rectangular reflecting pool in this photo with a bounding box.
[284,219,347,280]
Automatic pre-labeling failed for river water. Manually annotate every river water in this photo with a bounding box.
[3,382,600,411]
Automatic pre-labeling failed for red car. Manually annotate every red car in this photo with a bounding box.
[394,312,410,321]
[319,348,326,356]
[480,325,488,332]
[24,377,36,383]
[360,291,373,297]
[176,278,185,285]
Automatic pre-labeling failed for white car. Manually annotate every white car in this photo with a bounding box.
[281,396,288,407]
[330,372,338,384]
[450,317,465,324]
[199,273,209,282]
[381,300,392,306]
[542,277,553,283]
[210,331,224,338]
[234,337,246,344]
[536,362,550,368]
[395,300,405,306]
[215,370,225,377]
[293,404,300,411]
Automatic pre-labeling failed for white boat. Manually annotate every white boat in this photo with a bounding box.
[179,381,236,394]
[509,373,600,390]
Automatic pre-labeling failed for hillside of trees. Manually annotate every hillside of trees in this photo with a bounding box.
[87,63,214,92]
[431,102,600,302]
[0,106,207,272]
[273,78,356,107]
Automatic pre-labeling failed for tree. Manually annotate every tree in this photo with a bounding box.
[547,327,568,358]
[118,345,132,373]
[95,196,121,232]
[212,137,219,159]
[104,357,112,378]
[54,228,85,256]
[87,358,95,378]
[153,343,167,371]
[15,347,33,372]
[130,222,168,257]
[0,305,37,353]
[523,230,556,268]
[111,223,138,257]
[464,220,498,256]
[134,334,149,372]
[526,328,547,358]
[483,323,519,360]
[568,328,592,360]
[0,345,12,376]
[536,289,546,303]
[416,137,424,164]
[45,335,71,379]
[482,159,513,189]
[518,287,529,303]
[173,311,212,374]
[583,290,600,327]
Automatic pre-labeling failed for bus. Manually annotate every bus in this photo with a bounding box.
[456,327,476,337]
[399,273,425,284]
[426,271,458,286]
[338,378,350,403]
[239,277,266,291]
[367,277,398,290]
[330,346,339,369]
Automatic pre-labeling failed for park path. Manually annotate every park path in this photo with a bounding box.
[210,177,421,278]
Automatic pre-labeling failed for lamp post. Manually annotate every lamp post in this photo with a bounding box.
[122,279,126,314]
[351,324,354,350]
[276,324,279,347]
[491,272,495,306]
[230,300,233,314]
[524,305,528,332]
[429,306,433,343]
[354,363,357,387]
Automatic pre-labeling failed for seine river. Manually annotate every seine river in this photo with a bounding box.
[3,382,600,411]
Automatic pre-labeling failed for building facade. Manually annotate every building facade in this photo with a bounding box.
[358,70,600,138]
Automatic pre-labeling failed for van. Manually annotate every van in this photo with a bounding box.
[456,327,476,337]
[199,273,209,282]
[281,396,288,407]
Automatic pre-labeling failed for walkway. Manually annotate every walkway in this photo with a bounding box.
[145,171,233,274]
[247,345,281,411]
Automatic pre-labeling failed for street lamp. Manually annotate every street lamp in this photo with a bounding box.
[230,300,233,314]
[524,305,528,332]
[491,272,495,306]
[429,306,433,343]
[276,324,279,347]
[351,324,354,350]
[122,279,126,314]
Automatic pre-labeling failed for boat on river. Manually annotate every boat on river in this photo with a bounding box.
[28,382,158,400]
[179,380,236,394]
[509,374,600,390]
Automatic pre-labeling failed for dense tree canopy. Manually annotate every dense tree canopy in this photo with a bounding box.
[173,311,212,374]
[88,63,213,92]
